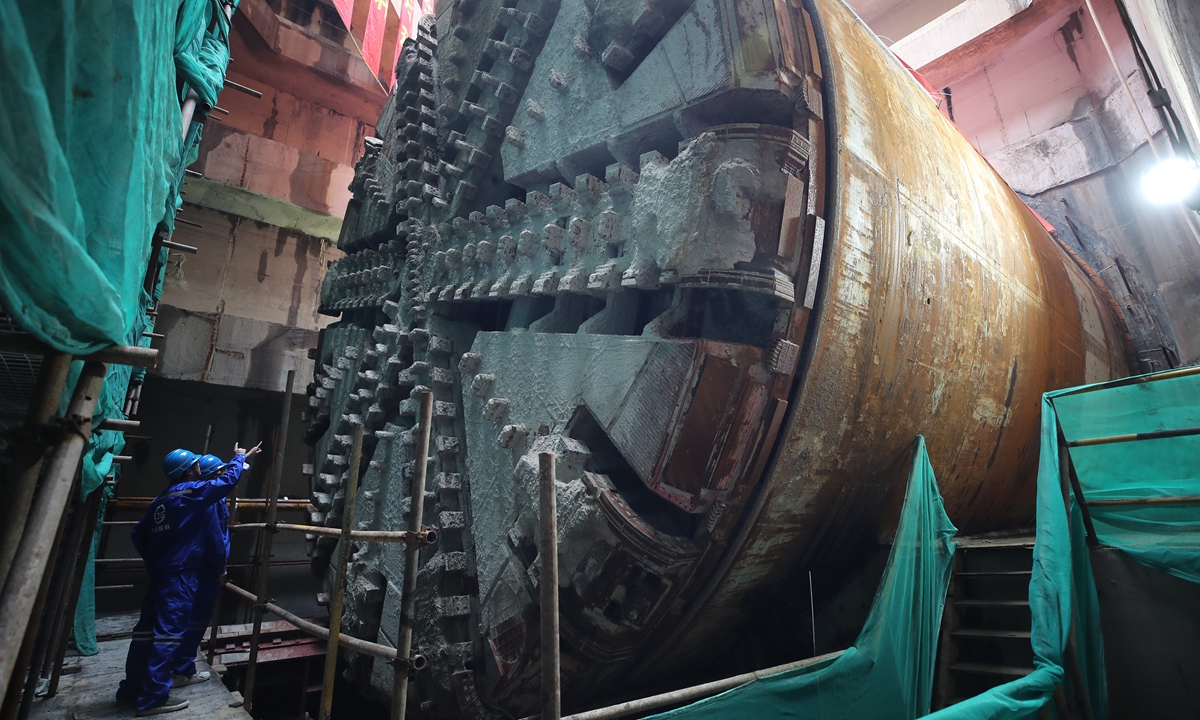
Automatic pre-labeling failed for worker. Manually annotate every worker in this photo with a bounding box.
[117,442,262,716]
[167,453,234,687]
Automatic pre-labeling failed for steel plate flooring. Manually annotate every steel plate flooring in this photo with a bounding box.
[28,637,249,720]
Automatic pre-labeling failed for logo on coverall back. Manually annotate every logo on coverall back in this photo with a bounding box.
[152,504,169,532]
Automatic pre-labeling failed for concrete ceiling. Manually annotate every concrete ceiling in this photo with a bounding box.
[845,0,902,23]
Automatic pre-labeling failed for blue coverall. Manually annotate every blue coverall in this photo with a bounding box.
[169,480,232,677]
[117,456,244,711]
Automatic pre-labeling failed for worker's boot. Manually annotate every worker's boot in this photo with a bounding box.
[136,697,190,716]
[172,670,212,687]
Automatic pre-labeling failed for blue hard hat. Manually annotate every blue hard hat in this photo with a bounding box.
[198,454,224,479]
[163,448,198,481]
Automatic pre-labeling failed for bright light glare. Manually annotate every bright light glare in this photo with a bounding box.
[1142,157,1200,205]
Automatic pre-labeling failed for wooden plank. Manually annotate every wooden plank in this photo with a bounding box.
[954,536,1035,549]
[949,662,1034,677]
[952,629,1032,639]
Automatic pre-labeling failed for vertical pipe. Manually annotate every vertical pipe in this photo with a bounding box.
[1058,436,1096,720]
[392,390,434,720]
[0,353,73,585]
[243,369,295,710]
[46,488,106,698]
[0,360,106,700]
[16,492,93,720]
[319,423,364,720]
[539,452,561,720]
[180,89,200,142]
[1081,0,1160,160]
[0,506,71,720]
[203,423,213,454]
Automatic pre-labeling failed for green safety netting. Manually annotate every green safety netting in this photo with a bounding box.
[652,377,1150,720]
[922,396,1106,720]
[1052,370,1200,584]
[0,0,234,354]
[650,436,958,719]
[2,0,235,654]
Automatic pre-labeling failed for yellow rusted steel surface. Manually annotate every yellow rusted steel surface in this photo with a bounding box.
[640,0,1130,675]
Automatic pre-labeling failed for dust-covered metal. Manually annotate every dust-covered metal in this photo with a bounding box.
[304,0,1130,717]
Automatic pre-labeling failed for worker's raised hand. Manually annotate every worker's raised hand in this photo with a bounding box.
[234,441,264,458]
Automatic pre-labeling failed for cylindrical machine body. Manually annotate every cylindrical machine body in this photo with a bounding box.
[640,0,1130,674]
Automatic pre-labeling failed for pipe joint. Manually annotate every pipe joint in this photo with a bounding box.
[389,653,427,671]
[408,527,438,546]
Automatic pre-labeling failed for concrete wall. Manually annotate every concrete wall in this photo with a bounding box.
[156,204,340,392]
[148,0,381,392]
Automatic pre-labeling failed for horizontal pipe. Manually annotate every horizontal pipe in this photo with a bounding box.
[96,418,140,432]
[112,456,133,463]
[224,79,263,98]
[221,582,416,664]
[142,332,165,339]
[112,498,310,510]
[0,332,157,368]
[518,650,845,720]
[155,238,198,254]
[1056,364,1200,398]
[175,218,203,229]
[229,522,436,544]
[1067,425,1200,448]
[94,559,310,570]
[213,106,230,115]
[1086,495,1200,507]
[185,169,203,178]
[94,585,135,592]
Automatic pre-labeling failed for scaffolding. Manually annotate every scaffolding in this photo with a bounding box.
[206,387,438,720]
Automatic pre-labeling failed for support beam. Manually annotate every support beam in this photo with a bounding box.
[539,452,560,720]
[319,423,363,720]
[392,391,433,720]
[0,333,157,368]
[0,353,72,585]
[0,360,107,701]
[243,370,295,711]
[516,651,845,720]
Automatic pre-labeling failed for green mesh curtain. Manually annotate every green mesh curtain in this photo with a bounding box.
[1052,370,1200,583]
[0,0,234,353]
[2,0,237,654]
[649,436,958,719]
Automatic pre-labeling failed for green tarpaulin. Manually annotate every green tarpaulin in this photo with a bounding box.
[650,436,958,719]
[655,367,1200,720]
[1,0,236,655]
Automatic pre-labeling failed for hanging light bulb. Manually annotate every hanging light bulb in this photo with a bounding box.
[1142,156,1200,205]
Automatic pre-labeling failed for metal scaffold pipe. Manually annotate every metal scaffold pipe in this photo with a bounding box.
[516,651,846,720]
[392,390,434,720]
[320,423,364,720]
[220,581,421,663]
[0,333,158,368]
[243,369,295,711]
[0,353,72,585]
[0,360,107,701]
[539,452,560,720]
